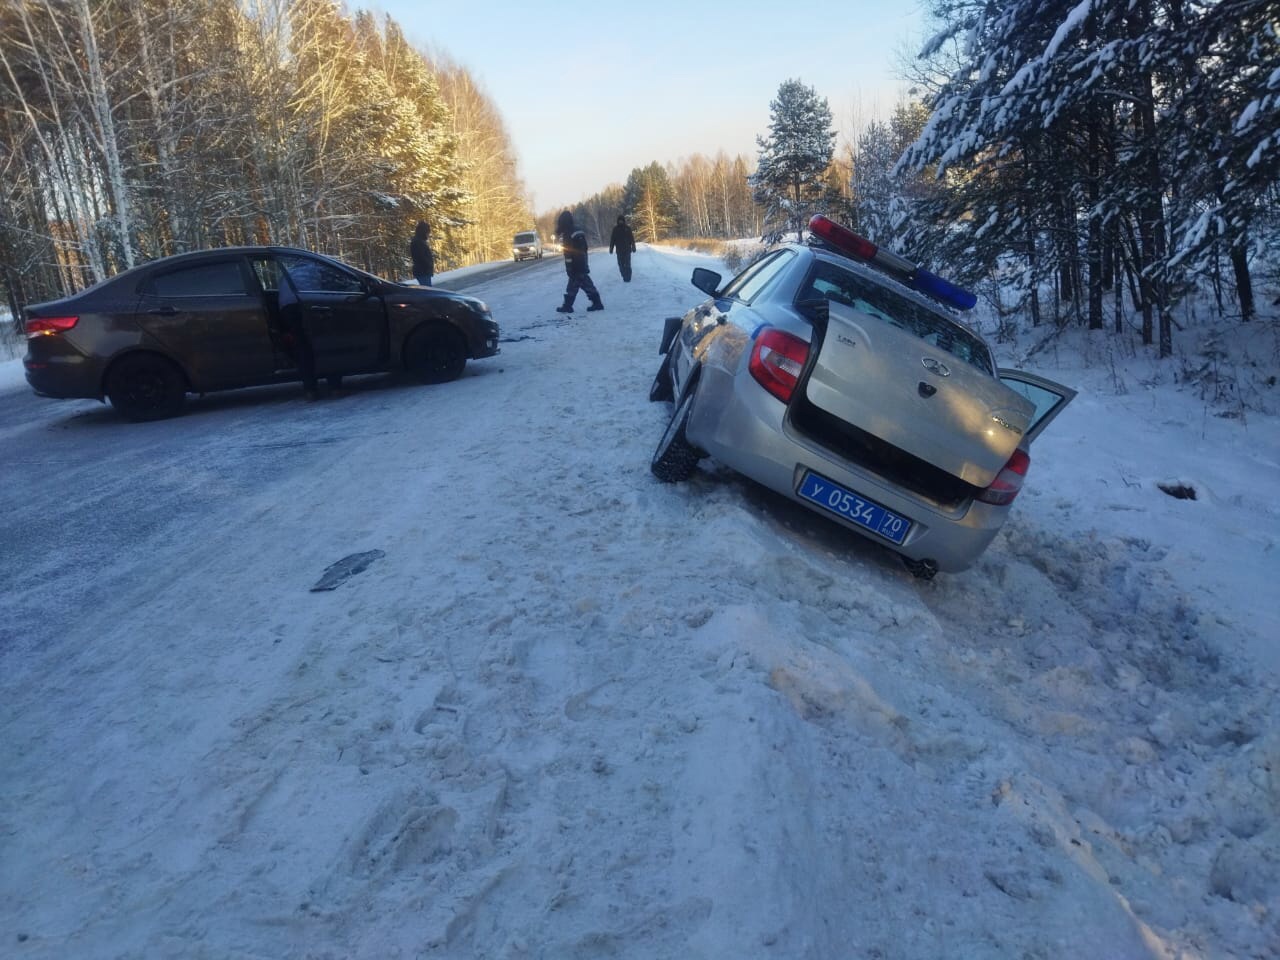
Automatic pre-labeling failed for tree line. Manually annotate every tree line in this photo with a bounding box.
[5,0,1271,360]
[542,152,768,248]
[553,0,1274,360]
[893,0,1276,354]
[0,0,532,325]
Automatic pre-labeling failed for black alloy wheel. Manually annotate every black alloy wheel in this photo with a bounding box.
[405,324,467,384]
[106,353,186,421]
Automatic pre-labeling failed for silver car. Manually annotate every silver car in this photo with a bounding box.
[512,231,543,261]
[648,216,1075,579]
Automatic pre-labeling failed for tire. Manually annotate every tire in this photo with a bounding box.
[651,390,703,482]
[106,353,186,421]
[404,324,467,384]
[648,352,673,403]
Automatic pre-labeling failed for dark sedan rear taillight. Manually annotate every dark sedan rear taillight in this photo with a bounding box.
[978,448,1030,505]
[25,315,78,338]
[749,328,810,403]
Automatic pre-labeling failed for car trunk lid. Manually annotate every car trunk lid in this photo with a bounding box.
[801,300,1034,488]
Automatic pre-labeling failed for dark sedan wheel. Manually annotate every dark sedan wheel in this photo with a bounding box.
[106,353,186,421]
[405,324,467,384]
[651,391,703,482]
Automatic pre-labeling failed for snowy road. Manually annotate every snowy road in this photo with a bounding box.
[1,246,1276,959]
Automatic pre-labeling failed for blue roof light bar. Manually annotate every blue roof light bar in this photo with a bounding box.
[807,215,976,311]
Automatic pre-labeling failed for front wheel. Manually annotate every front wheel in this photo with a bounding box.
[106,353,186,421]
[651,391,703,482]
[404,325,467,384]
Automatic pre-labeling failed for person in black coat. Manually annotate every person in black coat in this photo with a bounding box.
[555,210,603,313]
[277,268,319,400]
[608,214,637,282]
[410,221,434,286]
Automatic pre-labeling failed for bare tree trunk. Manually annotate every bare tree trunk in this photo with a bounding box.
[75,0,136,268]
[1087,118,1103,330]
[1229,242,1254,321]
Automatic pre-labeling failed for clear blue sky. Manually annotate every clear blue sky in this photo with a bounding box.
[371,1,925,214]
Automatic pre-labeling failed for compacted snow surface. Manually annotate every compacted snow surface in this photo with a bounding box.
[1,246,1277,959]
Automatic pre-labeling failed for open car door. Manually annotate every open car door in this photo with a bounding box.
[997,370,1077,445]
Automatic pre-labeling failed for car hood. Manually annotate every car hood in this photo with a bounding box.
[802,300,1034,488]
[385,284,485,311]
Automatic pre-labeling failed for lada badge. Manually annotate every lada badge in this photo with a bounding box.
[921,357,950,377]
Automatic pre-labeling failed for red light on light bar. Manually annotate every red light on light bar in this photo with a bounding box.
[809,215,877,261]
[807,215,977,311]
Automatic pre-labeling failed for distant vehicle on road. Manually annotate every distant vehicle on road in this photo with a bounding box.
[23,246,500,421]
[512,232,543,261]
[648,215,1075,579]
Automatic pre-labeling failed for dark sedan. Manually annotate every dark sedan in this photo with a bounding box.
[22,246,500,420]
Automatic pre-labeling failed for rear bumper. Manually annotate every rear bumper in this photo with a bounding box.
[23,343,103,400]
[685,366,1007,572]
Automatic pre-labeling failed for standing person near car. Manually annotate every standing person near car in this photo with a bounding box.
[276,267,320,401]
[410,220,434,286]
[608,214,637,282]
[555,210,603,313]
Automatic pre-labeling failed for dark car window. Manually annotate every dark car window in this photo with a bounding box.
[800,260,994,374]
[279,255,364,293]
[721,249,795,303]
[143,260,247,297]
[251,257,284,293]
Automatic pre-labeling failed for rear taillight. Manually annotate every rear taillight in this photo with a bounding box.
[978,448,1030,505]
[26,315,78,338]
[748,328,810,403]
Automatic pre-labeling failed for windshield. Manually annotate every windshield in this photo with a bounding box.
[514,233,536,244]
[800,260,994,375]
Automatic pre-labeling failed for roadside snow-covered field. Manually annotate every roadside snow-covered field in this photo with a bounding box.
[1,246,1277,959]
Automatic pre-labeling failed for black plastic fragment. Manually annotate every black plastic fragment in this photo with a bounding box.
[310,550,385,592]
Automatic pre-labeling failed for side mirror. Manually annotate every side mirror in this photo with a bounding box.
[691,267,721,297]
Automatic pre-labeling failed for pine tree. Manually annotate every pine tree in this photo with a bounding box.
[749,78,835,241]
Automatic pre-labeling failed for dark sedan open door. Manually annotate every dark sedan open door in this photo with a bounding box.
[277,255,388,375]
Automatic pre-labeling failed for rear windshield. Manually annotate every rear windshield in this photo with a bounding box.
[514,233,537,244]
[799,260,993,374]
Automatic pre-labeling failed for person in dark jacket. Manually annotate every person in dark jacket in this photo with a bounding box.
[277,268,319,400]
[608,214,637,282]
[555,210,603,313]
[410,221,434,286]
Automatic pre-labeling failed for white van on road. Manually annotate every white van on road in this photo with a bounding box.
[512,232,543,261]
